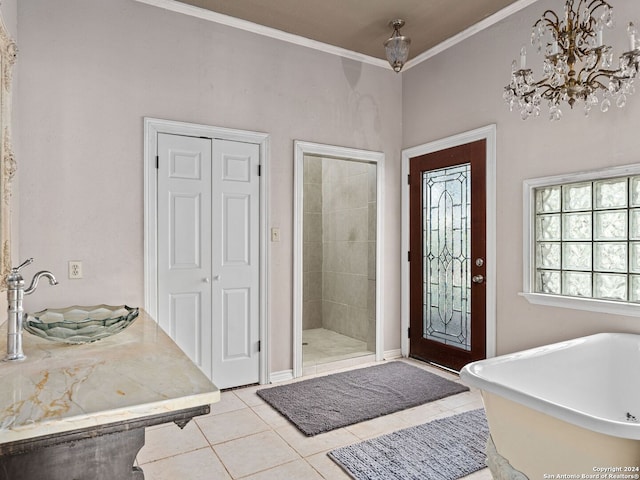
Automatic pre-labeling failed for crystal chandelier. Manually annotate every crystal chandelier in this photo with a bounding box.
[384,19,411,73]
[503,0,640,120]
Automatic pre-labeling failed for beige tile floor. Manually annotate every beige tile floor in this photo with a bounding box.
[302,328,374,368]
[137,358,493,480]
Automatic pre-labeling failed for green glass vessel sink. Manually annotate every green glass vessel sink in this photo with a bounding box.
[24,305,139,344]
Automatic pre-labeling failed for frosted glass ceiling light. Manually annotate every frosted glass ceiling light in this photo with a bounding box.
[504,0,640,120]
[384,19,411,73]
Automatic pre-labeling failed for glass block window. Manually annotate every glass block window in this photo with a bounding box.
[534,175,640,303]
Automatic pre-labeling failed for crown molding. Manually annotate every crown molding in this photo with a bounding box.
[403,0,540,71]
[133,0,391,70]
[134,0,539,72]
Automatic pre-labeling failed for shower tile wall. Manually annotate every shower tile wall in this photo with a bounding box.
[303,156,376,351]
[321,158,376,351]
[303,156,323,330]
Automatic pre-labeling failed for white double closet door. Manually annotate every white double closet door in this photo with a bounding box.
[157,133,260,389]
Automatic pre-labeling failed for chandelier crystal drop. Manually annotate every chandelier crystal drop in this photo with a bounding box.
[503,0,640,120]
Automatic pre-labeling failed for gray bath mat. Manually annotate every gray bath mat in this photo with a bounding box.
[256,361,468,436]
[328,409,489,480]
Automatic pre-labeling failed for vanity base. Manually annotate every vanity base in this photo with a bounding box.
[0,405,210,480]
[1,428,145,480]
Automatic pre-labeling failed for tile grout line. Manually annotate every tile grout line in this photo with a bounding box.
[234,459,311,480]
[137,360,490,479]
[267,425,345,480]
[196,391,307,479]
[191,414,236,479]
[137,445,212,468]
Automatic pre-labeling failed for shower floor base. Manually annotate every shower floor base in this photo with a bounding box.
[302,328,374,375]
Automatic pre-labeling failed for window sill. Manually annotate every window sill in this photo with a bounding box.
[519,292,640,317]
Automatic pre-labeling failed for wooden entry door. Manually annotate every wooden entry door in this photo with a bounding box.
[409,140,486,371]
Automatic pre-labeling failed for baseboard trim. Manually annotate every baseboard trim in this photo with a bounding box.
[384,349,403,360]
[269,370,294,384]
[271,354,402,383]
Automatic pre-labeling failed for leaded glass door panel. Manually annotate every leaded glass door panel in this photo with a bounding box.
[409,140,486,371]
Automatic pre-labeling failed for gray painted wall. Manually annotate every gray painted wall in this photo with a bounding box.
[403,0,640,355]
[14,0,640,374]
[16,0,402,373]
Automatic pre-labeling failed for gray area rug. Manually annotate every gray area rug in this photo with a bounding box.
[256,361,468,436]
[328,409,489,480]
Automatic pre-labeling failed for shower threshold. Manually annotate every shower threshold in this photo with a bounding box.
[302,328,374,371]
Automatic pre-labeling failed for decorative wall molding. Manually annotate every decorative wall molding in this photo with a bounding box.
[0,10,15,289]
[133,0,389,69]
[404,0,539,70]
[134,0,539,72]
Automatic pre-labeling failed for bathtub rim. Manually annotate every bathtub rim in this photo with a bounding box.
[460,332,640,440]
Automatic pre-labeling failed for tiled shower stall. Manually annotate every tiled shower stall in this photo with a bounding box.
[302,156,377,365]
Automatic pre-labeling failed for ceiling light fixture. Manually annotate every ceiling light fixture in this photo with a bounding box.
[384,19,411,73]
[503,0,640,120]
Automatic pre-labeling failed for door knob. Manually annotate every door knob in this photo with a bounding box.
[472,275,484,284]
[203,277,211,283]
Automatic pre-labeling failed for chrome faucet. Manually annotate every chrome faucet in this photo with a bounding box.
[4,258,58,361]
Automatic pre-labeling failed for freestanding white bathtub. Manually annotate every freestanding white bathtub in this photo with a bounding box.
[460,333,640,479]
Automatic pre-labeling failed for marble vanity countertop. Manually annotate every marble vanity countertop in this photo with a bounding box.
[0,309,219,444]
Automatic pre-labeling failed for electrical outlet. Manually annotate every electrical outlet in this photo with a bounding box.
[271,227,280,242]
[69,261,83,279]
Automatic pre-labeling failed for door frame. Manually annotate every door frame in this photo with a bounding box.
[293,141,385,378]
[401,125,497,361]
[143,117,270,385]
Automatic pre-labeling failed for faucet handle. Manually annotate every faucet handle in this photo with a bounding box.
[13,258,34,272]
